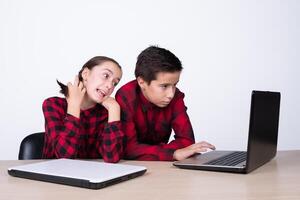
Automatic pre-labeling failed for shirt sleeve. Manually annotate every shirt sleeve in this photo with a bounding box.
[98,121,124,163]
[43,98,84,158]
[116,91,195,161]
[163,93,195,150]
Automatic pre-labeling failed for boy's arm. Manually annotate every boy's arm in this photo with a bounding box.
[157,96,215,161]
[164,95,196,149]
[121,111,194,161]
[116,92,195,161]
[121,120,176,160]
[43,98,84,158]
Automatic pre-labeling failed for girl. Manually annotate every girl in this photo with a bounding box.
[42,56,124,163]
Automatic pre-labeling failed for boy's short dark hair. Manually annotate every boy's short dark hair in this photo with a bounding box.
[135,46,183,84]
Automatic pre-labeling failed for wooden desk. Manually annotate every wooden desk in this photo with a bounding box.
[1,151,300,200]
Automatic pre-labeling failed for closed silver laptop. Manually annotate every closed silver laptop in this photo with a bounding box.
[8,158,147,189]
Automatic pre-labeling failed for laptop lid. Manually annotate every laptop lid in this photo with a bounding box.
[246,90,280,172]
[8,159,147,189]
[173,90,281,173]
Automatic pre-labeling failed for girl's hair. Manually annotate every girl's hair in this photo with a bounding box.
[57,56,121,97]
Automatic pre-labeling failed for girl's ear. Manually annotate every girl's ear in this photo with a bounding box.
[81,68,89,82]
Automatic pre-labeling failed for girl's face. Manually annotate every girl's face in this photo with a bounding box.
[82,61,122,104]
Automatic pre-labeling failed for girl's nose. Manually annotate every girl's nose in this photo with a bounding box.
[105,80,114,90]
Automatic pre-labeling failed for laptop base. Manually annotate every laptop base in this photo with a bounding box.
[173,151,247,174]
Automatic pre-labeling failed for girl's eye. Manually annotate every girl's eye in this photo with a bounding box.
[103,73,109,79]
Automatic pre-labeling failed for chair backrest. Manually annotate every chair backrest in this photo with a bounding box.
[18,132,45,160]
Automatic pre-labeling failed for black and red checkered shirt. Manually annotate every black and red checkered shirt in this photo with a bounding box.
[115,80,195,161]
[42,97,124,163]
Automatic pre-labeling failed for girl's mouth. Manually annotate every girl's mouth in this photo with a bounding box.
[96,89,107,98]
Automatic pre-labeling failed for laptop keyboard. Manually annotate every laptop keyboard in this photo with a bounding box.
[205,151,247,166]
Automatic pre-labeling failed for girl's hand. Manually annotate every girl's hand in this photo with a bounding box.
[66,76,86,118]
[173,141,216,161]
[102,97,121,122]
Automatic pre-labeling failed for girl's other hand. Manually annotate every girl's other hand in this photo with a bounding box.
[102,97,121,122]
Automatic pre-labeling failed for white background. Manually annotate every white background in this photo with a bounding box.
[0,0,299,160]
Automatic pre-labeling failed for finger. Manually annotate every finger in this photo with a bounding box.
[199,141,216,149]
[67,82,72,88]
[78,81,84,90]
[101,96,111,108]
[81,87,86,94]
[101,96,109,103]
[194,142,216,150]
[194,147,212,153]
[74,76,79,86]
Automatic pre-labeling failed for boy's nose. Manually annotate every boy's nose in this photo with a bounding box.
[166,87,175,99]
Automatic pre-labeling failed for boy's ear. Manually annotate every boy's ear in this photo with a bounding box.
[137,77,146,90]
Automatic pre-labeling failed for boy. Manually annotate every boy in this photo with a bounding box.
[116,46,215,161]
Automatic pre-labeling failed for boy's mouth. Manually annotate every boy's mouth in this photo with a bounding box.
[160,101,171,106]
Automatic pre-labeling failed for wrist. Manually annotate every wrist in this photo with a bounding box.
[107,106,121,122]
[173,147,194,161]
[173,149,181,161]
[67,104,81,118]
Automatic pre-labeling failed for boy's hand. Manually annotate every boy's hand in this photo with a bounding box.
[66,76,86,118]
[173,141,216,161]
[102,97,121,122]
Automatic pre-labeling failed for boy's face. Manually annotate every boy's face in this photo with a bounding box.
[137,71,181,107]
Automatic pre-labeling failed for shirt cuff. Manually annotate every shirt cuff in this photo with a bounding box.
[64,114,80,123]
[103,121,123,135]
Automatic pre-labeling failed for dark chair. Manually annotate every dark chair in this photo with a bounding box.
[18,132,45,160]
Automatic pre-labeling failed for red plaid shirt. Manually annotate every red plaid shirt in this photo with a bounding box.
[42,97,124,163]
[115,80,195,161]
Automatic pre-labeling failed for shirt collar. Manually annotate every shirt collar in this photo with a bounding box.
[81,103,103,116]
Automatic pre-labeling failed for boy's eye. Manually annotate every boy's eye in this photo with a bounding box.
[160,85,168,89]
[113,82,119,87]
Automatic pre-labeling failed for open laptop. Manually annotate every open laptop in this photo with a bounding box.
[173,90,281,174]
[8,159,147,189]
